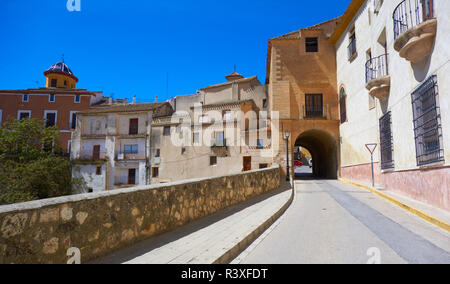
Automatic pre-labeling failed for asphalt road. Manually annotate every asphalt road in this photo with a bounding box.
[239,176,450,264]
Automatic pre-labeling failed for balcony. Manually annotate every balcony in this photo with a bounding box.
[73,151,107,164]
[365,54,390,101]
[211,138,228,157]
[211,138,227,148]
[302,104,329,119]
[393,0,436,63]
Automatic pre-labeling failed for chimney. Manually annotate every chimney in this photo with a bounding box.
[155,95,158,103]
[133,95,137,104]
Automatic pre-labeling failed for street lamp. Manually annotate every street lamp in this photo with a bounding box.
[283,129,291,182]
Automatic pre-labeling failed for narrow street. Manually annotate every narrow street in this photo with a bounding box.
[239,167,450,264]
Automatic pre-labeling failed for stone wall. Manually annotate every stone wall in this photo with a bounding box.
[0,166,280,264]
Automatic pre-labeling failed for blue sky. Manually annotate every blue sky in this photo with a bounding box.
[0,0,349,103]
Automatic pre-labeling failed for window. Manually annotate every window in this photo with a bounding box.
[263,99,268,108]
[193,132,200,144]
[181,147,186,155]
[23,94,29,102]
[129,118,139,135]
[210,156,217,166]
[379,112,394,170]
[18,110,31,120]
[259,164,269,169]
[49,94,55,102]
[96,166,102,175]
[223,110,232,121]
[44,111,57,127]
[163,126,171,136]
[215,132,225,147]
[411,75,444,166]
[257,139,264,149]
[305,94,323,118]
[152,167,159,178]
[75,95,81,103]
[305,37,319,53]
[70,112,77,129]
[339,88,347,123]
[199,114,209,124]
[155,149,160,157]
[348,26,357,60]
[124,145,138,154]
[51,79,57,88]
[374,0,383,14]
[64,80,67,87]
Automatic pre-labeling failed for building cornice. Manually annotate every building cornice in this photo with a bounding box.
[330,0,365,44]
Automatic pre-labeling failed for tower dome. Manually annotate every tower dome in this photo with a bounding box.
[225,66,244,82]
[44,58,78,88]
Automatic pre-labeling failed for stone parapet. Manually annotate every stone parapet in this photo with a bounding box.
[0,165,280,264]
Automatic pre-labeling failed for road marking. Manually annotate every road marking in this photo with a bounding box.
[338,178,450,233]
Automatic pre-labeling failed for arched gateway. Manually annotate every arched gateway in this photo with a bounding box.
[294,129,338,179]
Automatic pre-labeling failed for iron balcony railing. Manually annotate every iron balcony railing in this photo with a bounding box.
[303,104,328,119]
[365,54,389,84]
[78,151,107,161]
[393,0,434,40]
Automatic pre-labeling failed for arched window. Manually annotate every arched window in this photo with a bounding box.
[339,87,347,123]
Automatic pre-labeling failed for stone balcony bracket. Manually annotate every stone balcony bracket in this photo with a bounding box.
[365,75,391,101]
[394,19,437,63]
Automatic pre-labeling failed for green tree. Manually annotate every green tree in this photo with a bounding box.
[0,118,82,205]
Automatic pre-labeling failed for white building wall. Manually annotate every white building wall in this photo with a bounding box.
[336,0,450,210]
[337,0,450,170]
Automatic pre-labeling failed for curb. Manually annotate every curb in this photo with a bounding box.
[213,183,295,264]
[338,178,450,233]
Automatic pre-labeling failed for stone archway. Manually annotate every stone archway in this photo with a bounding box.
[294,129,338,179]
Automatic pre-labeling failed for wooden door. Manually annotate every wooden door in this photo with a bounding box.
[128,169,136,185]
[129,118,139,135]
[243,156,251,172]
[92,145,100,160]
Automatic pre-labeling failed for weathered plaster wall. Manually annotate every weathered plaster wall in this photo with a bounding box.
[72,164,106,193]
[0,166,280,264]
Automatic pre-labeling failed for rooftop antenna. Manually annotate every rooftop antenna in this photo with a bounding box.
[234,64,236,73]
[62,54,65,63]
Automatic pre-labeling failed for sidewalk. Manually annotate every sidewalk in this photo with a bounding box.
[90,183,293,264]
[339,178,450,232]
